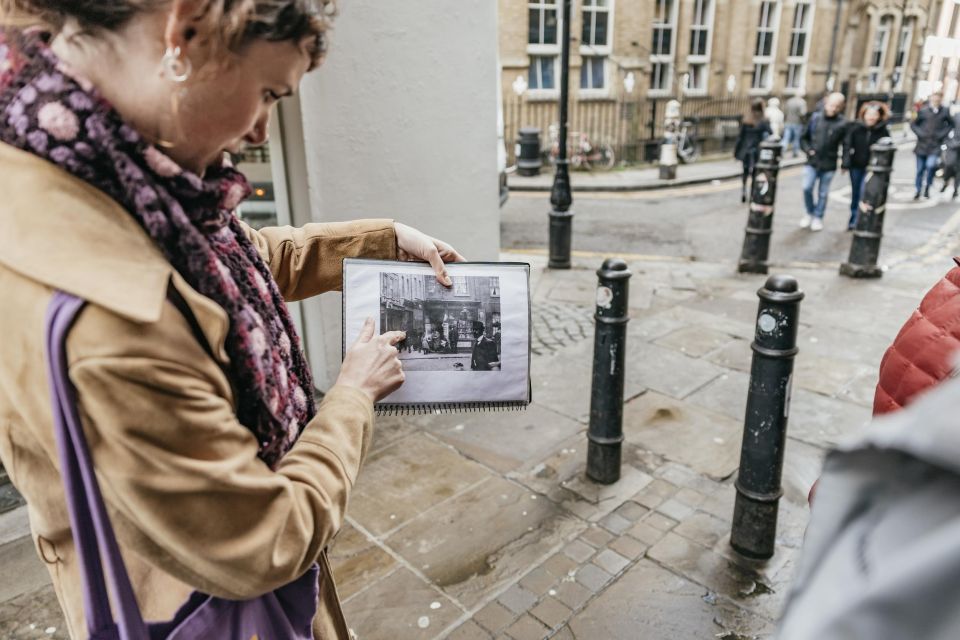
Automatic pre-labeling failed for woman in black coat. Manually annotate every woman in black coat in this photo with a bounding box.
[734,99,773,202]
[842,102,891,229]
[940,112,960,198]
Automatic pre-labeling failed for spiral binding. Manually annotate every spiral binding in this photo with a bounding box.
[375,402,529,416]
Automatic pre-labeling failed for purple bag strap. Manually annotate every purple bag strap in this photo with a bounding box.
[45,291,150,639]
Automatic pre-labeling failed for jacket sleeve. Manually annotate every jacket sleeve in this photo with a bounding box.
[910,111,923,137]
[237,218,397,301]
[841,127,853,169]
[800,117,813,154]
[733,126,744,159]
[67,301,375,599]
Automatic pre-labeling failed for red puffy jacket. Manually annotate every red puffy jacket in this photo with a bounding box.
[873,262,960,415]
[809,262,960,504]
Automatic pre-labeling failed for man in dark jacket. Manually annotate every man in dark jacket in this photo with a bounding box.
[910,91,953,199]
[470,322,499,371]
[800,92,847,231]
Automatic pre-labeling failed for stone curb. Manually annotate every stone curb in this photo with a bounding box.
[508,136,917,193]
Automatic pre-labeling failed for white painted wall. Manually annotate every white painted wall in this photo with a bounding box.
[277,1,502,389]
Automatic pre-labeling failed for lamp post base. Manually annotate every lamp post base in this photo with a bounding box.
[548,209,573,269]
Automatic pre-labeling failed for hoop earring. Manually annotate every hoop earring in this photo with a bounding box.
[161,46,192,83]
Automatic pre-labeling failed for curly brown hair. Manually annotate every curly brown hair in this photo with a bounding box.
[1,0,335,69]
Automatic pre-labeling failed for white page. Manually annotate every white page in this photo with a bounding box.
[343,260,530,407]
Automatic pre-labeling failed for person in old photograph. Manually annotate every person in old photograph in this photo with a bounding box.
[471,322,500,371]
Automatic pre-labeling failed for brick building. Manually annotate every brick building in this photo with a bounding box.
[500,0,942,161]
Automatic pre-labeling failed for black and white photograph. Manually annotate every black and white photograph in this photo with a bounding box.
[379,273,502,372]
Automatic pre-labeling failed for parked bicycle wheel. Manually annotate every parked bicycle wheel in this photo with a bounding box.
[596,144,616,170]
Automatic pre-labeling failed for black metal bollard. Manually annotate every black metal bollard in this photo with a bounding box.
[840,138,896,279]
[587,258,631,485]
[738,137,783,274]
[730,274,803,559]
[517,127,543,177]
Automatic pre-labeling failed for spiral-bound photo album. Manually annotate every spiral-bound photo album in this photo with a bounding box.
[342,259,532,414]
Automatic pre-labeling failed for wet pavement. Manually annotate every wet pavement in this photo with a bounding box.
[327,237,949,638]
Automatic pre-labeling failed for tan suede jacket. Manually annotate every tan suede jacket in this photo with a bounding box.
[0,142,397,639]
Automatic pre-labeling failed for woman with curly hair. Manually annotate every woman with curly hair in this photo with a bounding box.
[0,1,463,637]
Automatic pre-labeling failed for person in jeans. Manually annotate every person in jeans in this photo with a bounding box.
[910,91,953,199]
[734,99,772,203]
[800,92,847,231]
[765,97,785,139]
[842,102,891,230]
[782,93,808,157]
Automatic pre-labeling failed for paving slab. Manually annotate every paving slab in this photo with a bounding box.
[567,559,775,640]
[329,522,397,601]
[685,369,749,422]
[0,585,67,640]
[341,567,461,640]
[386,476,585,609]
[647,532,785,622]
[653,325,740,358]
[530,338,648,423]
[706,337,753,372]
[625,342,726,400]
[623,391,742,480]
[0,537,50,604]
[558,464,654,521]
[792,353,873,398]
[787,388,872,448]
[419,404,587,474]
[348,432,493,536]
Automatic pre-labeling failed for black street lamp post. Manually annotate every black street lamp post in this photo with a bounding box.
[548,0,573,269]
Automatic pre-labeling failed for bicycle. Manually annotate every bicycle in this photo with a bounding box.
[547,124,616,171]
[675,119,700,164]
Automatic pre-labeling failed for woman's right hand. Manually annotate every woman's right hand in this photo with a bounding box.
[337,318,406,402]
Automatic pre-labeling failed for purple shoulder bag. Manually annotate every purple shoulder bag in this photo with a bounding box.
[44,291,319,640]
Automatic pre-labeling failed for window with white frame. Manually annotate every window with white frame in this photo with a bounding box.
[686,0,713,94]
[528,0,559,45]
[580,0,611,92]
[650,0,677,93]
[528,0,560,92]
[868,15,893,91]
[751,0,781,91]
[785,0,813,91]
[528,56,556,90]
[893,19,913,91]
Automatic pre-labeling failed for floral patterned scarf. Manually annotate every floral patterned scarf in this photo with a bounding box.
[0,31,316,468]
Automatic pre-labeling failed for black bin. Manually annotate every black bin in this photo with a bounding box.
[517,127,542,177]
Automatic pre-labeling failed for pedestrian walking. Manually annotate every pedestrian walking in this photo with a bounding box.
[734,99,772,203]
[449,325,459,354]
[799,92,847,231]
[782,93,808,157]
[842,102,891,230]
[0,4,465,639]
[939,109,960,198]
[765,97,785,139]
[910,91,953,199]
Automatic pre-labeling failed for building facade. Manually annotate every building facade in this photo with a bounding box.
[500,0,941,161]
[380,274,501,353]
